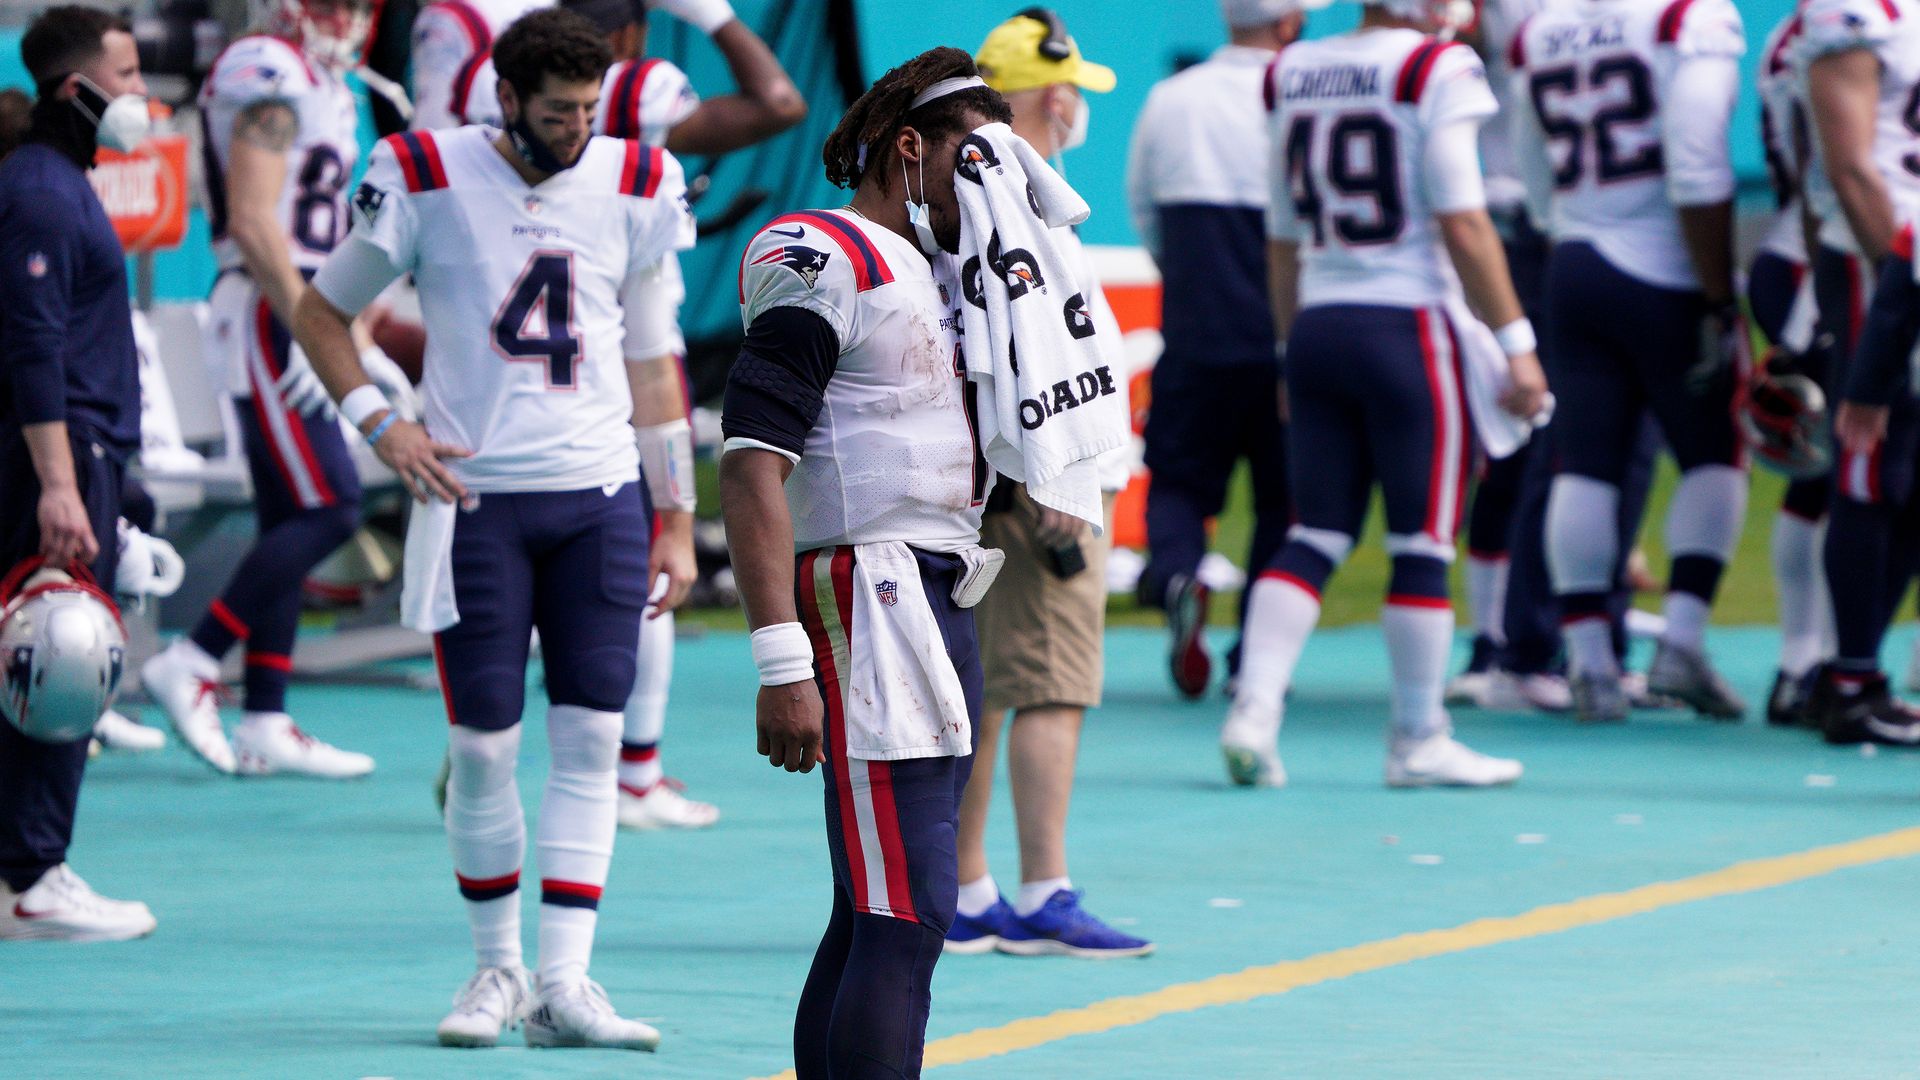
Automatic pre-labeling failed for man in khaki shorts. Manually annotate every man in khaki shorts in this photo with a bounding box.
[944,8,1151,959]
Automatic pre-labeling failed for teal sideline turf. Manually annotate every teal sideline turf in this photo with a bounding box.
[9,626,1920,1079]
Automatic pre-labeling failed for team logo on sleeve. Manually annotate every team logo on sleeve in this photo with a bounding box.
[353,182,386,223]
[956,135,1003,184]
[752,244,831,289]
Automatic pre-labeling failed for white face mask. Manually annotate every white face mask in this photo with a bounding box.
[1058,94,1089,153]
[73,77,151,153]
[901,136,942,257]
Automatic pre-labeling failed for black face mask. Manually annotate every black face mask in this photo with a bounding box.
[506,112,581,176]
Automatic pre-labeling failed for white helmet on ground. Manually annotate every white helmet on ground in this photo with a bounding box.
[0,560,128,744]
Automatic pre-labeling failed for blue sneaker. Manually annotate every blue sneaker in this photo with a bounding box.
[997,890,1154,958]
[944,897,1016,954]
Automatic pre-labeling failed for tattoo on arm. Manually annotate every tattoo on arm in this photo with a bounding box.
[234,102,299,152]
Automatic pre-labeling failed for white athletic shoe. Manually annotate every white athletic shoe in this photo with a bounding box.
[1482,670,1573,713]
[617,780,720,830]
[524,978,661,1051]
[1386,733,1523,788]
[92,710,167,753]
[0,864,155,942]
[1219,708,1286,788]
[1443,671,1494,707]
[141,644,236,774]
[437,964,533,1048]
[232,714,375,779]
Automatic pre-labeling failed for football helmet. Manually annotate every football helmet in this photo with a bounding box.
[0,559,128,745]
[1361,0,1477,35]
[1738,352,1832,480]
[252,0,374,73]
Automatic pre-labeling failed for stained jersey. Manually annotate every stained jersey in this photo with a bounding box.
[316,128,694,492]
[1509,0,1745,290]
[1759,10,1810,263]
[1265,31,1499,309]
[1796,0,1920,254]
[198,35,359,272]
[449,53,700,142]
[735,210,984,552]
[409,0,552,130]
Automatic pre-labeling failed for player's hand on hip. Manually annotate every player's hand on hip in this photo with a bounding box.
[647,510,697,619]
[37,485,98,569]
[370,417,471,504]
[1836,401,1890,455]
[1500,350,1548,419]
[756,680,824,773]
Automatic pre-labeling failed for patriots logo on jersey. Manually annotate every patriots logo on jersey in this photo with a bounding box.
[753,244,831,289]
[956,135,1002,184]
[353,182,386,224]
[875,579,899,607]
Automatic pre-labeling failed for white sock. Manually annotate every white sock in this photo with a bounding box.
[1662,592,1711,654]
[1466,555,1509,645]
[1016,876,1072,916]
[446,724,525,970]
[1563,617,1619,679]
[538,705,621,987]
[1546,475,1621,597]
[620,604,673,794]
[1382,602,1454,741]
[1772,512,1827,676]
[957,874,1000,918]
[1233,574,1323,724]
[170,637,221,679]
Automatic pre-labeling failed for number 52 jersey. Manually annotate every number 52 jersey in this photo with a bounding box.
[324,128,694,493]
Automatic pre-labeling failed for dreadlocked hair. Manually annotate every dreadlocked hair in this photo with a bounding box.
[823,46,1012,189]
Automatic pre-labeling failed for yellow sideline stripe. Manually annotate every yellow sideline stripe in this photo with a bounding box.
[750,825,1920,1079]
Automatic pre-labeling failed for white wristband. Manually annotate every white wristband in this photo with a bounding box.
[750,622,815,686]
[635,416,697,513]
[340,384,392,428]
[1493,318,1537,358]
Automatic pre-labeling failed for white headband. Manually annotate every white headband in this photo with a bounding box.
[910,76,987,110]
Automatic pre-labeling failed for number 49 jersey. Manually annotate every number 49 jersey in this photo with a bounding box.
[1509,0,1746,290]
[199,35,359,273]
[1265,30,1498,310]
[339,128,694,493]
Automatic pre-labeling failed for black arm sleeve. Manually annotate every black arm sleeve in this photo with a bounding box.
[720,306,842,458]
[1847,253,1920,408]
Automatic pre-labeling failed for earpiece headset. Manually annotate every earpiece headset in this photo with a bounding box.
[1015,6,1072,60]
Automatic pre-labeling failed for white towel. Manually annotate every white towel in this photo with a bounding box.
[952,123,1127,532]
[842,542,973,761]
[1443,297,1554,460]
[401,497,460,633]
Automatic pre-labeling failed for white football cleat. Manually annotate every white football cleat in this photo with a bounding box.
[0,863,155,942]
[1482,670,1573,713]
[141,644,236,774]
[1386,732,1522,788]
[438,965,533,1048]
[617,780,720,830]
[524,978,661,1051]
[1443,671,1493,707]
[1219,707,1286,788]
[92,710,167,753]
[232,714,375,779]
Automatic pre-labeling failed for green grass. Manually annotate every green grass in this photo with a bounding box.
[682,458,1800,632]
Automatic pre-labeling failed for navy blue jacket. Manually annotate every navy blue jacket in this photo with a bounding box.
[0,142,140,458]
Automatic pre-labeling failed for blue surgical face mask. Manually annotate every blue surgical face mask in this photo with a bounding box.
[901,135,942,257]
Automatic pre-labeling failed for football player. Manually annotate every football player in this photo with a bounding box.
[719,47,1009,1079]
[1799,0,1920,742]
[410,0,550,131]
[141,0,401,777]
[293,8,697,1048]
[1510,0,1749,724]
[1223,0,1545,789]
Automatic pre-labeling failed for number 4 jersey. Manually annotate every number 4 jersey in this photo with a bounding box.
[1509,0,1746,290]
[199,35,359,273]
[313,128,694,493]
[1265,29,1498,310]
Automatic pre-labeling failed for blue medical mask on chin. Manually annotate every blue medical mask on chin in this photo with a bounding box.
[902,140,942,257]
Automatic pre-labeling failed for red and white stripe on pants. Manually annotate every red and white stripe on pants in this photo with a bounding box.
[797,546,918,922]
[1414,308,1469,547]
[245,298,338,509]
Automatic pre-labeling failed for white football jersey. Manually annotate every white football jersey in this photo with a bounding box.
[737,210,984,553]
[1477,0,1553,209]
[1797,0,1920,254]
[1265,30,1498,310]
[1759,10,1810,263]
[1509,0,1746,289]
[344,128,694,492]
[452,54,700,144]
[198,35,359,272]
[410,0,552,130]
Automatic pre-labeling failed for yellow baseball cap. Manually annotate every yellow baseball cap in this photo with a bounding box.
[975,10,1116,95]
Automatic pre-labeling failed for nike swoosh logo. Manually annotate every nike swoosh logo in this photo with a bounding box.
[13,900,44,919]
[767,226,806,239]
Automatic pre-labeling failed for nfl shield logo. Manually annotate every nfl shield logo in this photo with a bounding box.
[525,194,543,215]
[875,580,899,607]
[26,252,47,278]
